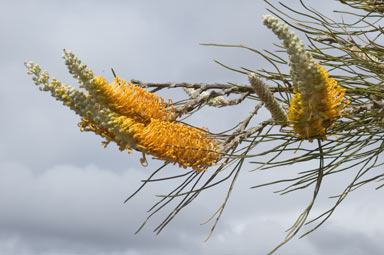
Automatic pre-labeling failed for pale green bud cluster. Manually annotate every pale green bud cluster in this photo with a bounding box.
[262,15,323,93]
[25,61,50,87]
[349,46,380,63]
[62,49,94,87]
[248,73,287,123]
[349,45,384,72]
[25,51,137,151]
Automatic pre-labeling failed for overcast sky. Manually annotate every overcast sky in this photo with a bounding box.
[1,0,383,254]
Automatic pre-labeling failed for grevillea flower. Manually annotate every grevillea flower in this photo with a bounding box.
[134,119,218,170]
[25,50,219,171]
[91,75,219,170]
[263,15,350,141]
[25,61,140,152]
[92,76,174,122]
[288,64,349,141]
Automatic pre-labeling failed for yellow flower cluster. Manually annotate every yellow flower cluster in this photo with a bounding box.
[94,76,219,171]
[263,15,350,141]
[135,119,218,170]
[25,51,219,171]
[92,76,174,122]
[288,64,349,141]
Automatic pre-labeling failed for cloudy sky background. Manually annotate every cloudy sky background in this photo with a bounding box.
[1,0,383,254]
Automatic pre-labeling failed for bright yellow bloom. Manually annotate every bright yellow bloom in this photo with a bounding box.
[92,76,174,122]
[288,64,349,141]
[76,102,219,170]
[80,76,219,170]
[263,15,350,141]
[89,75,220,170]
[26,53,220,172]
[133,119,218,171]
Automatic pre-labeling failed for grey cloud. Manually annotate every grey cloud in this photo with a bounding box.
[0,162,206,254]
[310,223,384,255]
[0,160,321,254]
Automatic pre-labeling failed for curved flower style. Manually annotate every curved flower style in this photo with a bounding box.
[25,50,219,171]
[263,15,350,141]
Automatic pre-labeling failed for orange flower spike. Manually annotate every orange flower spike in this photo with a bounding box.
[264,15,349,141]
[26,51,219,171]
[133,119,218,170]
[92,76,174,122]
[288,65,349,141]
